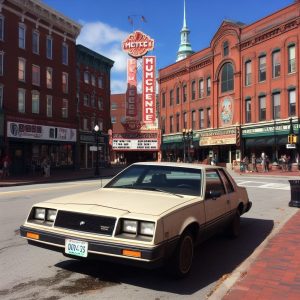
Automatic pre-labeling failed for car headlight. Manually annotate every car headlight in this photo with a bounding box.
[46,209,57,222]
[34,208,46,220]
[122,220,138,234]
[139,222,155,236]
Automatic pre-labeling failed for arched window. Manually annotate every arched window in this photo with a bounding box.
[221,63,234,93]
[223,41,229,56]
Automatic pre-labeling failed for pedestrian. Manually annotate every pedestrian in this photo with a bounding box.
[2,155,10,178]
[242,156,249,172]
[251,153,258,172]
[261,152,267,172]
[265,155,270,172]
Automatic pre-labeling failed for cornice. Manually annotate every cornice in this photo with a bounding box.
[240,17,299,50]
[8,0,81,38]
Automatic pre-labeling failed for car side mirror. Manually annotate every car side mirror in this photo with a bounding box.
[209,190,221,200]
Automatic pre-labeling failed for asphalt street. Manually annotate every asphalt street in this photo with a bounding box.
[0,175,296,300]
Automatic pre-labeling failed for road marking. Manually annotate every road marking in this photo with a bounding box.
[236,180,290,190]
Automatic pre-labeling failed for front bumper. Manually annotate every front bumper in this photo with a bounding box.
[20,226,178,269]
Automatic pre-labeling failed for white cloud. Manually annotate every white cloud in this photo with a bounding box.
[77,21,129,92]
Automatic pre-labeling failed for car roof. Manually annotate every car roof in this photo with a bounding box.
[131,161,223,170]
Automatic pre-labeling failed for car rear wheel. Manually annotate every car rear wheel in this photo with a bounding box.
[227,210,241,238]
[168,230,194,278]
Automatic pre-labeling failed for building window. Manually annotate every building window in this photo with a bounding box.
[111,116,116,124]
[62,43,68,65]
[223,41,229,57]
[18,23,26,49]
[272,50,280,78]
[32,30,39,54]
[18,88,25,113]
[199,79,204,98]
[245,98,251,123]
[191,81,196,100]
[199,109,204,129]
[288,89,296,117]
[272,92,280,120]
[170,116,173,133]
[91,95,95,107]
[46,67,52,89]
[98,97,103,110]
[162,92,166,108]
[91,74,96,86]
[46,95,52,117]
[288,45,296,74]
[176,87,180,104]
[32,65,40,86]
[183,112,187,129]
[258,55,266,82]
[111,103,117,110]
[83,94,90,106]
[207,108,211,128]
[0,52,3,76]
[0,85,3,109]
[176,113,180,132]
[161,117,165,134]
[183,84,187,102]
[62,72,68,93]
[98,119,103,131]
[83,118,88,130]
[0,15,4,41]
[169,89,174,106]
[207,77,211,96]
[192,110,196,130]
[84,71,89,84]
[62,99,68,118]
[245,61,251,86]
[31,91,39,114]
[259,95,266,121]
[98,76,103,88]
[46,36,53,59]
[18,58,26,81]
[221,62,234,93]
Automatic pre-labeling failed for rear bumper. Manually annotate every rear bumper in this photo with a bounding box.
[20,226,178,269]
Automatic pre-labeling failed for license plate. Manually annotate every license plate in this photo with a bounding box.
[65,239,88,257]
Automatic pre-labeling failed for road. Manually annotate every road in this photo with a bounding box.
[0,175,296,300]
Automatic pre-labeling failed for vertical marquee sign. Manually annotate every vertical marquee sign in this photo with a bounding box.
[122,30,155,125]
[142,56,156,123]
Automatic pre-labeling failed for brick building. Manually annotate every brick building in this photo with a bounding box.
[76,44,114,169]
[158,0,300,167]
[0,0,81,174]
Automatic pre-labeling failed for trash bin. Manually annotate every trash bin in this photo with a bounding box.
[289,180,300,207]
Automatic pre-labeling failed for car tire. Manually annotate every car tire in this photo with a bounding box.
[227,210,241,238]
[168,230,194,278]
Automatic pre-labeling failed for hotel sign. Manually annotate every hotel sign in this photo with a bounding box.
[122,30,154,58]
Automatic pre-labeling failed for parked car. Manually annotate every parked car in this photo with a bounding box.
[20,162,251,277]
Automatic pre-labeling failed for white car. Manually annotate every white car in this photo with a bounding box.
[20,162,251,277]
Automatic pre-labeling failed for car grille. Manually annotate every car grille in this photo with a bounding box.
[54,211,116,236]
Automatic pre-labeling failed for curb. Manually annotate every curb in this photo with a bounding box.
[207,208,299,300]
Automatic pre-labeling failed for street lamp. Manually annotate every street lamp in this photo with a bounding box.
[93,124,101,176]
[182,128,193,162]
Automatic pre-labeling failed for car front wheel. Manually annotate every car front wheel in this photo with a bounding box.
[168,230,194,278]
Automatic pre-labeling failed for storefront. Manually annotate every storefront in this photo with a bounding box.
[6,121,77,175]
[242,119,300,163]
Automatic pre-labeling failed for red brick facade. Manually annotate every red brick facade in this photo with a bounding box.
[158,1,300,167]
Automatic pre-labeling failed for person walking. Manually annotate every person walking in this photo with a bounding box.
[2,155,10,178]
[251,153,258,172]
[261,152,267,172]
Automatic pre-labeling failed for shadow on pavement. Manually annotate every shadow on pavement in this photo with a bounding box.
[55,217,274,296]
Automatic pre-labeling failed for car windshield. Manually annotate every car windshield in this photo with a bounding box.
[104,165,202,197]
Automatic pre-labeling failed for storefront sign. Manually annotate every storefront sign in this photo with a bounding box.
[199,128,237,146]
[142,56,156,123]
[112,132,159,150]
[126,58,138,118]
[7,121,76,142]
[243,123,299,137]
[122,30,154,58]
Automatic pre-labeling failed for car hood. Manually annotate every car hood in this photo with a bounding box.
[44,188,193,216]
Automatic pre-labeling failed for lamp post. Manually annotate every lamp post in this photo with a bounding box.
[93,124,101,176]
[182,128,193,162]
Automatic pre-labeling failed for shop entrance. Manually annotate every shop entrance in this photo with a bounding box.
[122,151,157,165]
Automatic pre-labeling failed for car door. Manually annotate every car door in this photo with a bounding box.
[203,168,231,234]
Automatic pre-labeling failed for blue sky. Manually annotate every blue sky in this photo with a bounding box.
[43,0,293,94]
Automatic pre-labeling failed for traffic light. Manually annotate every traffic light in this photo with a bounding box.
[288,134,298,144]
[293,135,297,144]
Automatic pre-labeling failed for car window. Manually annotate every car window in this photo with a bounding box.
[104,165,202,197]
[205,169,226,199]
[218,169,235,193]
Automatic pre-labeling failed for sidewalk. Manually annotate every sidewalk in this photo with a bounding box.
[221,209,300,300]
[0,165,126,187]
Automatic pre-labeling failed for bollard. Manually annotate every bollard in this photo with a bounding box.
[289,180,300,208]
